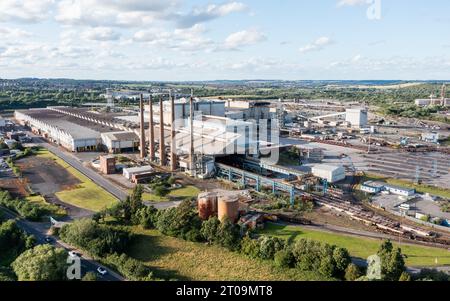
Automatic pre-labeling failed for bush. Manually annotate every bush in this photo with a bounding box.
[0,190,49,221]
[274,249,295,268]
[399,272,412,281]
[134,206,158,229]
[104,253,154,281]
[60,219,130,257]
[257,236,285,260]
[82,271,97,281]
[345,263,363,281]
[291,239,351,279]
[415,269,450,281]
[201,217,221,244]
[0,220,35,265]
[217,218,241,251]
[240,236,260,259]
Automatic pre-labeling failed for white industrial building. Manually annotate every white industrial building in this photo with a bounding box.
[311,164,346,183]
[15,110,101,152]
[345,109,368,128]
[101,131,139,153]
[123,166,154,180]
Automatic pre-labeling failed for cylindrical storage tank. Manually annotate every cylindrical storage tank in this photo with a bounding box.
[198,192,218,220]
[218,195,240,223]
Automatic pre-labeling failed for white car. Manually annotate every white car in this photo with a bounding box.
[68,251,79,258]
[97,267,108,276]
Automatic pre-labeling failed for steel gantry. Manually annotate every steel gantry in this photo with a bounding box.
[215,163,296,206]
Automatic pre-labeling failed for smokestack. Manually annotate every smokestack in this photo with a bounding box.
[159,96,166,166]
[170,92,177,171]
[189,96,195,175]
[148,95,155,162]
[442,84,446,106]
[139,94,146,159]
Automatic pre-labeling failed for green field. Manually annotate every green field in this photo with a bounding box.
[259,223,450,267]
[126,227,333,281]
[140,186,201,203]
[36,149,119,212]
[364,173,450,199]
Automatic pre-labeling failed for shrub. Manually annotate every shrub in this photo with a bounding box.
[201,217,221,244]
[345,263,363,281]
[60,219,130,257]
[240,236,260,259]
[104,253,154,281]
[257,236,285,260]
[274,249,295,268]
[217,218,241,251]
[82,272,97,281]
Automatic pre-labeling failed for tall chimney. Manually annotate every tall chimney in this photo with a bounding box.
[159,96,166,166]
[170,92,177,171]
[148,95,155,162]
[189,96,195,175]
[139,94,146,159]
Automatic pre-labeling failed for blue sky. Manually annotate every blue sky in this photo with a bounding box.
[0,0,449,80]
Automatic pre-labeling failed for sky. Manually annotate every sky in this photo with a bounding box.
[0,0,449,81]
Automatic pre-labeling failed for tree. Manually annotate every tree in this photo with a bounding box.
[135,206,158,229]
[0,220,35,265]
[12,245,67,281]
[217,218,241,251]
[377,240,406,281]
[274,249,295,268]
[201,217,221,244]
[123,185,144,222]
[345,263,363,281]
[240,236,260,259]
[82,272,97,281]
[258,236,285,260]
[59,219,130,257]
[332,247,351,277]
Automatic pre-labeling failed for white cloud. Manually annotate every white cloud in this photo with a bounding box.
[133,24,214,52]
[81,27,121,41]
[55,0,177,27]
[299,37,334,53]
[337,0,367,7]
[224,29,266,49]
[177,1,247,28]
[0,27,32,39]
[0,0,54,23]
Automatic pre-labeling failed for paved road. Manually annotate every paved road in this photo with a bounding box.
[0,206,124,281]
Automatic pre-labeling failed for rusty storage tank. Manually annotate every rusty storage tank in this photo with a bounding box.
[198,192,218,220]
[218,195,240,223]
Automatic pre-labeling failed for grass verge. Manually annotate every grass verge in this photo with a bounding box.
[258,223,450,267]
[36,149,119,212]
[126,227,333,281]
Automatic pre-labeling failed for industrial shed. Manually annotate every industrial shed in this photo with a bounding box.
[101,131,139,153]
[311,164,346,183]
[15,109,102,152]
